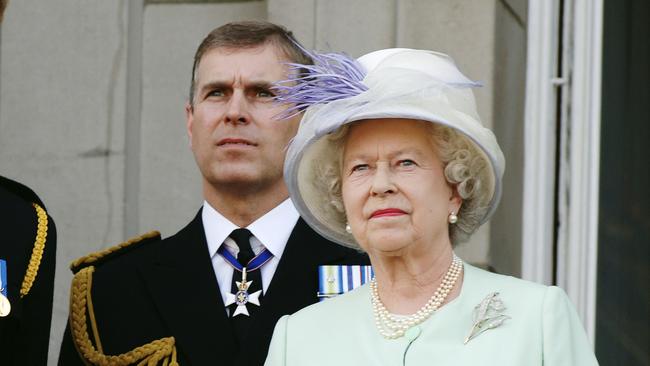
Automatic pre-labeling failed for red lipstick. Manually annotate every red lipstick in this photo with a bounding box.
[370,208,406,219]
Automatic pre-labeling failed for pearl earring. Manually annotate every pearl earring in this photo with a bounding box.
[448,212,458,224]
[345,223,352,233]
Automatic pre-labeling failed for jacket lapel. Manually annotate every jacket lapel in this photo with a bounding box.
[138,211,237,365]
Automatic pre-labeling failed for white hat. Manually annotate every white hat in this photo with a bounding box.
[277,48,505,248]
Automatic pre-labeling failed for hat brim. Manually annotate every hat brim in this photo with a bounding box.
[285,100,504,249]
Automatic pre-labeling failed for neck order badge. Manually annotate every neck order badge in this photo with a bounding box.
[0,259,11,317]
[217,244,273,316]
[227,267,261,317]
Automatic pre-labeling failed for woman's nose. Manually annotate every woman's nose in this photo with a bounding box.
[370,165,396,196]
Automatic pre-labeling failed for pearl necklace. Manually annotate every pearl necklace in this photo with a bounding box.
[370,254,463,339]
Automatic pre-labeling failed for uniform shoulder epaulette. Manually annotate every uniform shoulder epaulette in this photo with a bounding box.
[0,175,46,208]
[0,176,53,299]
[68,231,179,366]
[69,231,161,273]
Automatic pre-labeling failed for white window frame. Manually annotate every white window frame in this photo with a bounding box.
[523,0,602,344]
[522,0,561,286]
[555,0,602,344]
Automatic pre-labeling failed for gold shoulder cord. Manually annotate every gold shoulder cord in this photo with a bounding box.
[69,232,178,366]
[69,231,160,271]
[19,203,48,298]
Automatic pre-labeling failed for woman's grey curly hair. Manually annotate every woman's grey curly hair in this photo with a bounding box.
[314,120,492,246]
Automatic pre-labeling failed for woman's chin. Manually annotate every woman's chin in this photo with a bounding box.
[364,231,414,255]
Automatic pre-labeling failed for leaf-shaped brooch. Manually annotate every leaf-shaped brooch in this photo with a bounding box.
[464,292,510,344]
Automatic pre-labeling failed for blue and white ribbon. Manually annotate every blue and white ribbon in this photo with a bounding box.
[318,265,374,301]
[217,246,273,272]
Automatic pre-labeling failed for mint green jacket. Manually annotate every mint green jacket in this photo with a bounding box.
[265,264,599,366]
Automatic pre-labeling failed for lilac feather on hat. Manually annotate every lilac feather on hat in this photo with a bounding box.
[273,49,369,119]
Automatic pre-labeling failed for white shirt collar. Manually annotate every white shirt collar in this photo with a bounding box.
[202,198,300,260]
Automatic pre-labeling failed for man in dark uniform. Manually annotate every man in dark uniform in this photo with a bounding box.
[58,21,367,366]
[0,1,58,365]
[0,175,57,365]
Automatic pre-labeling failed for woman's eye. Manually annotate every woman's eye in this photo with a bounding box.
[398,159,416,167]
[351,164,369,173]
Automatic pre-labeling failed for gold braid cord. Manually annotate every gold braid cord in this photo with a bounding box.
[19,203,48,298]
[70,266,179,366]
[70,231,160,272]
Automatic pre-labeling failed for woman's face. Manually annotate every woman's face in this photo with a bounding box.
[341,118,461,256]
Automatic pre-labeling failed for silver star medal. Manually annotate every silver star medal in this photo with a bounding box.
[225,267,261,317]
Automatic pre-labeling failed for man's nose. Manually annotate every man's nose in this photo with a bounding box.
[224,90,250,125]
[370,164,397,196]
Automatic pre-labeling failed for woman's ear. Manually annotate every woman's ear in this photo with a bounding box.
[449,185,463,213]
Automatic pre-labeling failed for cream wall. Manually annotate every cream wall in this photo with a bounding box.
[0,1,525,364]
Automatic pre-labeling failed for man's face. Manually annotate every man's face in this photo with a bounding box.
[186,44,300,195]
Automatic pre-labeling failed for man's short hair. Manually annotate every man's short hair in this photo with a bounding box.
[0,0,8,22]
[189,20,313,105]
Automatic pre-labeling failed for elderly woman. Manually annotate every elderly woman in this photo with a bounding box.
[266,48,598,365]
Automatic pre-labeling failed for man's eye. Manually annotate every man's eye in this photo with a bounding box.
[207,89,225,97]
[256,89,275,98]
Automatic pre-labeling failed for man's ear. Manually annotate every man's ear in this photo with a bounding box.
[185,102,194,147]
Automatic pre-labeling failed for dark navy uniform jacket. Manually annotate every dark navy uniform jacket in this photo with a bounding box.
[58,210,367,366]
[0,175,57,366]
